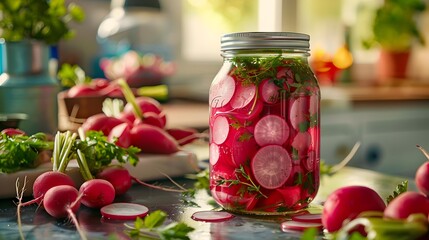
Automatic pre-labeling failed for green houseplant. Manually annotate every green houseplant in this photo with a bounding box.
[0,0,85,134]
[364,0,426,81]
[0,0,85,44]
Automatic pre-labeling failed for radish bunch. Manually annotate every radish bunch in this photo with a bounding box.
[81,79,200,154]
[320,145,429,239]
[67,78,124,98]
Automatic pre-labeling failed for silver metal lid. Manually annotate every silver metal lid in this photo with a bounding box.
[221,32,310,51]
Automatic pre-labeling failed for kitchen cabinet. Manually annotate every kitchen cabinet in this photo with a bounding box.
[321,85,429,178]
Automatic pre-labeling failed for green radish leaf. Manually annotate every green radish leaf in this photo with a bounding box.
[144,210,167,229]
[386,180,408,204]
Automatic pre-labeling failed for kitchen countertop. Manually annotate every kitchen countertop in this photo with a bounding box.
[0,163,413,240]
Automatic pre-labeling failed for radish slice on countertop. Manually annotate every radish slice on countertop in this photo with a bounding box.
[281,220,323,232]
[100,203,149,220]
[291,213,322,224]
[191,211,235,222]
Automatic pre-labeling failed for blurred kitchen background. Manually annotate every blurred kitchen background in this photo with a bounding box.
[45,0,429,178]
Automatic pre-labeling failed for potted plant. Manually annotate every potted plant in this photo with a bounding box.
[363,0,426,82]
[0,0,85,134]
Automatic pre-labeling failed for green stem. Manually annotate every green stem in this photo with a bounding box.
[76,149,94,181]
[118,78,144,119]
[58,132,78,172]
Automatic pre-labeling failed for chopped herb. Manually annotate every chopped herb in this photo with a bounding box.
[125,210,194,240]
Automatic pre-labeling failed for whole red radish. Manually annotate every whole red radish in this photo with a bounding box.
[384,191,429,220]
[133,112,166,129]
[81,113,124,136]
[130,124,179,154]
[43,185,81,218]
[322,185,386,233]
[416,162,429,197]
[97,166,132,195]
[108,122,132,148]
[1,128,26,136]
[166,127,199,146]
[123,96,163,115]
[79,179,115,208]
[32,171,76,204]
[67,85,100,98]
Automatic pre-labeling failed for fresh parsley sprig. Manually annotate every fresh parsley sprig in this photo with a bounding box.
[125,210,194,240]
[0,133,53,173]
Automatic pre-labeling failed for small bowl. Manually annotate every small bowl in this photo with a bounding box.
[0,113,28,131]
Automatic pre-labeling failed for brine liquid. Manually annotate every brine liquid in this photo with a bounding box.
[208,56,320,214]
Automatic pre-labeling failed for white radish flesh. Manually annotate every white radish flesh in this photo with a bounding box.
[100,203,149,220]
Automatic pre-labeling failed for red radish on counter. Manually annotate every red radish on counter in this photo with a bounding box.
[79,179,116,208]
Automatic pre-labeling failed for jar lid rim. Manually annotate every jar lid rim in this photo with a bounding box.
[221,32,310,51]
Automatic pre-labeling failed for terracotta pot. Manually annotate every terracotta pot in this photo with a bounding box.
[377,49,410,83]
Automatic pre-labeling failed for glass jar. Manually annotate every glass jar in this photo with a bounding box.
[208,32,320,215]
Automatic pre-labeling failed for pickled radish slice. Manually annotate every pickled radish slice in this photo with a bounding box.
[292,132,311,159]
[260,79,281,104]
[251,145,292,189]
[209,143,220,165]
[304,150,316,172]
[100,203,149,220]
[231,128,258,167]
[191,211,235,222]
[289,96,310,131]
[230,83,256,109]
[229,99,263,121]
[281,220,323,232]
[209,75,236,108]
[254,115,289,146]
[292,213,322,224]
[212,116,229,144]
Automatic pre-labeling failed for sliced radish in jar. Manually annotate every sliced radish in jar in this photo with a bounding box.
[230,83,256,109]
[281,220,323,232]
[251,145,292,189]
[289,96,310,131]
[191,211,235,222]
[259,79,281,104]
[228,98,263,121]
[304,150,316,172]
[212,116,230,144]
[254,115,289,147]
[209,75,236,108]
[291,132,311,160]
[209,143,220,165]
[231,128,258,167]
[100,203,149,220]
[292,213,322,224]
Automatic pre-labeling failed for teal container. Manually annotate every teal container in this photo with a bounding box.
[0,40,59,134]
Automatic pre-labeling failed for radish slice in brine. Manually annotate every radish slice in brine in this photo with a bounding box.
[230,83,256,109]
[209,143,220,165]
[254,115,289,147]
[292,213,322,224]
[259,79,281,104]
[191,211,235,222]
[289,96,310,131]
[281,220,323,232]
[251,145,292,189]
[100,203,149,220]
[212,116,230,144]
[209,74,236,108]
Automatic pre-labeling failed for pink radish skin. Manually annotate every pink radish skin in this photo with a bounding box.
[1,128,26,136]
[191,211,235,222]
[79,179,116,208]
[384,191,429,220]
[97,166,132,195]
[230,83,256,109]
[251,145,292,189]
[43,185,81,219]
[67,85,101,98]
[32,171,76,204]
[101,203,149,220]
[108,122,132,148]
[415,162,429,196]
[322,185,386,233]
[292,213,322,224]
[133,112,166,129]
[130,124,180,154]
[166,127,199,146]
[254,115,289,147]
[123,96,163,115]
[81,113,124,136]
